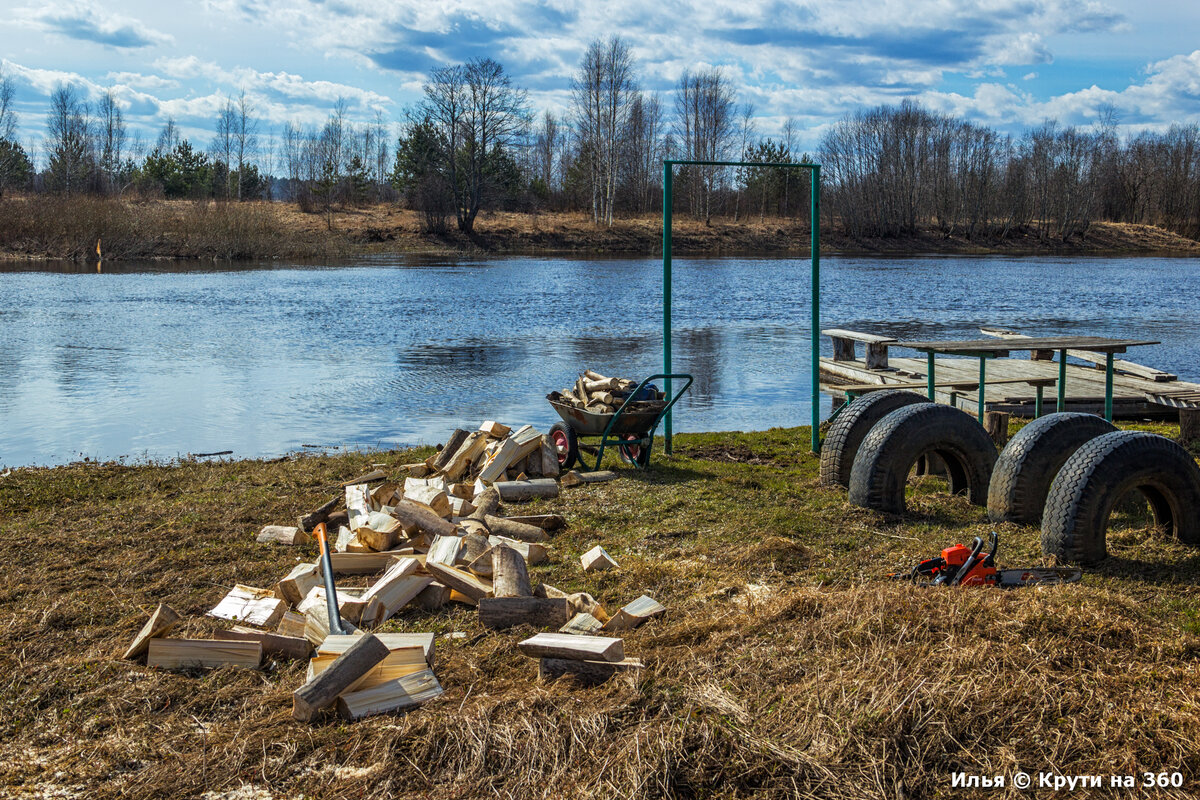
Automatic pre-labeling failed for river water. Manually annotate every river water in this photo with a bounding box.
[1,254,1196,466]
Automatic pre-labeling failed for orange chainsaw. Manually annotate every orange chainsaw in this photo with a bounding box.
[892,532,1081,587]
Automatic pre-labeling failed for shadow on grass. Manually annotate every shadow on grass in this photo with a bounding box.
[1092,552,1200,586]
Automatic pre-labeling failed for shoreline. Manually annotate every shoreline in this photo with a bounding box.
[2,196,1199,262]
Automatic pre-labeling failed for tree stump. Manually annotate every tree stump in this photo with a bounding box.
[984,411,1010,448]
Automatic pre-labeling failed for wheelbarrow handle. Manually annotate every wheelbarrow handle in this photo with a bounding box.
[600,373,694,450]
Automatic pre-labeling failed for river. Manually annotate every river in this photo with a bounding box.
[1,254,1196,466]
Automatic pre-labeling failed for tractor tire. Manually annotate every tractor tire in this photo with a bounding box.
[1041,431,1200,565]
[549,422,579,472]
[848,403,998,514]
[987,413,1117,525]
[819,389,929,487]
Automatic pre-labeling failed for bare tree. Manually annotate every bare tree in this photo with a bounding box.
[156,117,180,154]
[213,97,236,198]
[96,90,126,195]
[675,68,735,223]
[233,89,258,200]
[0,65,17,142]
[45,84,93,194]
[572,36,636,226]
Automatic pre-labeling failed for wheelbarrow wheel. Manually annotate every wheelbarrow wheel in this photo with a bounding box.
[549,422,579,471]
[618,434,651,468]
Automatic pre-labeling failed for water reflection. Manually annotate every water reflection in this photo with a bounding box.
[0,253,1197,465]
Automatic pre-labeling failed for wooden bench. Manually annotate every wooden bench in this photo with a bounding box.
[823,329,896,370]
[834,376,1059,416]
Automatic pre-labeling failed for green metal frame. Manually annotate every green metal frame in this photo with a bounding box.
[662,159,822,454]
[572,373,695,471]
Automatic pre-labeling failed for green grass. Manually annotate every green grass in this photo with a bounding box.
[1,423,1198,798]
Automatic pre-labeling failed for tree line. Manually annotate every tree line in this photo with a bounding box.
[2,55,1199,241]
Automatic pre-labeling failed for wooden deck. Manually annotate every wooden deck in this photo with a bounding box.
[819,330,1200,419]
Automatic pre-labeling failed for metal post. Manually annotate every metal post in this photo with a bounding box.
[662,162,673,454]
[1057,349,1067,412]
[1104,352,1115,422]
[977,356,987,422]
[1035,385,1044,418]
[926,352,936,400]
[810,165,821,453]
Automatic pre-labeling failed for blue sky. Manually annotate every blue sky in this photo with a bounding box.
[2,0,1199,163]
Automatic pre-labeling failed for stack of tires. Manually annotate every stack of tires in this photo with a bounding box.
[821,393,1200,565]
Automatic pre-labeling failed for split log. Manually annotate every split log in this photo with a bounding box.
[276,610,307,639]
[459,531,491,565]
[415,581,451,611]
[292,633,391,722]
[442,431,488,481]
[467,547,494,577]
[355,559,429,628]
[581,545,618,572]
[401,461,433,478]
[147,639,262,670]
[319,552,400,576]
[478,426,544,483]
[257,525,310,545]
[335,669,444,721]
[219,626,311,660]
[405,484,452,518]
[424,560,493,602]
[559,612,603,635]
[426,535,463,567]
[539,657,643,682]
[449,482,474,500]
[431,429,470,471]
[448,496,476,517]
[276,564,320,606]
[479,597,571,629]
[207,585,287,628]
[302,601,360,647]
[298,495,340,533]
[480,420,511,438]
[562,470,618,488]
[334,526,359,553]
[458,517,490,538]
[341,469,388,487]
[372,482,400,507]
[602,595,666,632]
[492,545,532,598]
[1181,408,1200,444]
[539,435,560,478]
[323,510,349,532]
[494,479,559,502]
[391,500,458,539]
[533,583,566,599]
[345,484,373,530]
[566,592,608,622]
[517,632,625,662]
[485,515,549,543]
[504,513,566,531]
[307,651,427,693]
[355,511,403,551]
[984,411,1010,447]
[448,589,478,607]
[468,488,500,519]
[122,603,181,660]
[488,536,547,566]
[317,632,434,667]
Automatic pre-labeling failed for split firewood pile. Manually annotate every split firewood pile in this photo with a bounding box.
[548,369,662,415]
[119,418,662,722]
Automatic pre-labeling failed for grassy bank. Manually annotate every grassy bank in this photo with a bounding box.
[2,423,1198,798]
[2,194,1199,261]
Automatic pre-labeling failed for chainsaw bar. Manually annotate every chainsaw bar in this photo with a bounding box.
[997,567,1082,587]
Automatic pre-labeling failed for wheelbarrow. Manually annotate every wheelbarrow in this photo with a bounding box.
[547,373,693,471]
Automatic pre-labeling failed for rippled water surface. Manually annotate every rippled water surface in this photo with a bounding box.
[1,254,1197,466]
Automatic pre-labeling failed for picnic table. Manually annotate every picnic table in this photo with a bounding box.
[894,336,1160,422]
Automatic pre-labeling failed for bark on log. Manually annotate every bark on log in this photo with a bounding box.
[491,545,532,598]
[390,500,457,538]
[539,657,643,682]
[432,429,470,471]
[478,597,571,629]
[298,496,340,532]
[485,515,549,543]
[494,479,559,502]
[561,470,618,488]
[504,514,566,531]
[292,633,391,721]
[468,487,500,519]
[1181,408,1200,444]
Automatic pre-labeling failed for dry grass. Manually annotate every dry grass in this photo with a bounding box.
[1,423,1199,799]
[2,195,1198,262]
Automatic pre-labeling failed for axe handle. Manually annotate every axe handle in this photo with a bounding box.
[313,523,348,635]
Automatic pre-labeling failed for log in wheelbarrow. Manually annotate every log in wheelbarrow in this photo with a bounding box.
[547,373,693,471]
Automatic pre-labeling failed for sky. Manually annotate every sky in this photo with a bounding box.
[2,0,1200,164]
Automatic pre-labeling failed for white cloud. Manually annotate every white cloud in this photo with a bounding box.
[18,1,173,49]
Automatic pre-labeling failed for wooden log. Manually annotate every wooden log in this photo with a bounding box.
[559,612,603,635]
[562,470,618,488]
[341,469,388,487]
[984,411,1010,447]
[317,632,434,666]
[257,525,310,545]
[219,626,311,660]
[533,583,567,599]
[391,500,458,539]
[302,602,359,647]
[292,633,391,722]
[1181,408,1200,444]
[581,545,618,572]
[276,610,307,638]
[442,431,488,481]
[276,563,320,607]
[448,496,476,517]
[492,545,532,598]
[488,536,548,566]
[355,511,403,551]
[431,429,470,471]
[484,514,549,543]
[415,581,451,611]
[504,514,566,532]
[494,479,559,502]
[335,669,443,721]
[298,495,340,532]
[449,482,474,500]
[602,595,666,632]
[479,597,571,629]
[459,531,490,565]
[539,435,561,478]
[539,657,643,682]
[426,534,463,567]
[207,585,287,628]
[424,560,493,602]
[405,484,452,518]
[307,651,427,692]
[122,603,181,660]
[147,639,262,670]
[566,592,608,622]
[356,559,429,628]
[319,552,400,576]
[401,461,433,478]
[345,484,373,531]
[517,632,625,662]
[468,488,500,519]
[480,420,511,438]
[448,589,478,607]
[467,547,494,577]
